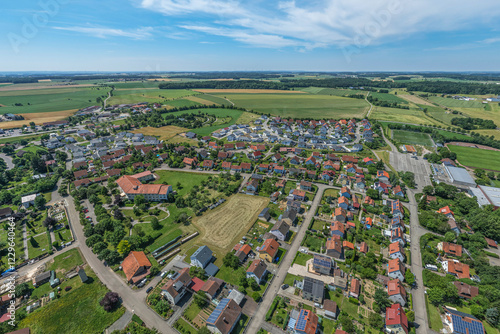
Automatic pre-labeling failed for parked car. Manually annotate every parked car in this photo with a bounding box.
[281,284,289,289]
[146,287,153,293]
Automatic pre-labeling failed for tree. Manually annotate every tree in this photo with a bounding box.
[423,185,434,196]
[250,279,259,291]
[93,241,108,254]
[252,292,261,302]
[134,195,146,206]
[444,231,456,243]
[405,270,416,286]
[151,217,160,230]
[43,216,57,228]
[15,282,31,297]
[339,315,355,333]
[194,290,208,307]
[373,288,391,309]
[406,310,415,323]
[368,312,384,330]
[149,266,160,277]
[198,327,211,334]
[428,287,445,306]
[117,240,131,255]
[486,308,498,326]
[222,253,239,269]
[34,195,46,210]
[100,291,120,311]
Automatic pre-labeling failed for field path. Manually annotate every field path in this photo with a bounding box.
[365,91,374,117]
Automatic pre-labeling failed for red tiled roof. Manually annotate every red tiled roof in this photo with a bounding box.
[122,251,151,282]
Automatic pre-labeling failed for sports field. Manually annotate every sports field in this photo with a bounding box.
[193,194,269,252]
[107,88,195,105]
[216,93,369,119]
[428,96,484,108]
[0,87,110,114]
[448,144,500,171]
[392,130,434,146]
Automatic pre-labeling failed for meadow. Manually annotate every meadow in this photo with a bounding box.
[370,92,408,104]
[215,93,370,119]
[392,130,434,146]
[428,96,484,108]
[370,106,440,125]
[162,108,243,136]
[108,88,195,105]
[0,87,110,114]
[298,87,367,97]
[447,145,500,171]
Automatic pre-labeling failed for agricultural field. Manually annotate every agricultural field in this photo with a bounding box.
[131,125,189,141]
[107,88,195,105]
[194,89,305,94]
[420,104,466,125]
[193,194,269,252]
[196,94,233,106]
[216,93,370,119]
[476,129,500,140]
[0,87,110,114]
[428,96,484,108]
[370,106,440,125]
[370,92,408,104]
[298,87,367,97]
[399,94,435,106]
[392,130,434,146]
[184,95,222,105]
[163,108,243,136]
[447,144,500,171]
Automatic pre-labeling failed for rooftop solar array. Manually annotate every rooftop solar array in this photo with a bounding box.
[207,298,230,325]
[313,256,331,268]
[295,310,308,331]
[451,314,484,334]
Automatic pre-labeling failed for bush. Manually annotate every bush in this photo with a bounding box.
[99,291,120,312]
[348,297,359,305]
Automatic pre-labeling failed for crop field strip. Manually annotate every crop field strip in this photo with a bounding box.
[392,130,434,146]
[447,144,500,171]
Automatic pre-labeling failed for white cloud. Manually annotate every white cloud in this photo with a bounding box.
[53,26,153,39]
[137,0,500,49]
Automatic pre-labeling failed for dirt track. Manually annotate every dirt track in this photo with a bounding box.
[193,89,306,94]
[446,141,500,151]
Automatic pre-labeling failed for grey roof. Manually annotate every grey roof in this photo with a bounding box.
[191,246,213,265]
[271,220,290,235]
[283,208,297,221]
[445,166,476,186]
[205,263,219,277]
[477,185,500,207]
[303,277,324,298]
[227,289,244,305]
[469,187,491,207]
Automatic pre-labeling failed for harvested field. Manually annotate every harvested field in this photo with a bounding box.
[194,89,305,94]
[399,94,434,106]
[131,126,189,141]
[193,194,269,251]
[0,109,77,129]
[185,95,220,105]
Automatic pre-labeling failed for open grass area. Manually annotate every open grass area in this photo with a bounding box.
[0,87,110,115]
[448,144,500,171]
[154,171,211,197]
[165,99,202,108]
[216,93,369,119]
[197,94,233,106]
[425,296,443,332]
[47,248,83,272]
[28,232,50,259]
[476,129,500,140]
[428,96,484,108]
[293,252,313,266]
[392,130,434,146]
[131,125,189,141]
[370,92,408,103]
[421,104,466,125]
[193,194,269,253]
[299,87,368,97]
[108,88,195,105]
[370,106,440,125]
[433,129,470,141]
[20,271,125,334]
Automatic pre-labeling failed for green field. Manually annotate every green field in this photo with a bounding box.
[19,273,125,334]
[108,88,195,105]
[154,171,212,197]
[370,106,440,125]
[216,93,369,119]
[370,92,408,103]
[428,96,484,108]
[0,87,110,114]
[448,145,500,171]
[165,99,202,108]
[433,129,470,141]
[198,94,233,106]
[299,87,367,97]
[421,104,465,125]
[163,108,243,136]
[392,130,434,146]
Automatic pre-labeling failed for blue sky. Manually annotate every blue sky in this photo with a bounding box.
[2,0,500,71]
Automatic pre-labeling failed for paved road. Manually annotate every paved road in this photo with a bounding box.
[0,153,14,169]
[247,184,327,334]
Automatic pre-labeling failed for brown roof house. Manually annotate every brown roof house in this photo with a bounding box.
[206,298,242,334]
[200,277,224,300]
[161,267,192,305]
[453,281,479,300]
[246,259,268,284]
[122,251,152,285]
[349,278,361,299]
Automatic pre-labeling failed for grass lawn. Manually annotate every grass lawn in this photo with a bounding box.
[293,252,313,266]
[283,274,302,286]
[320,317,336,334]
[302,234,325,253]
[183,302,202,322]
[428,96,484,108]
[20,273,125,334]
[146,227,183,253]
[28,232,50,259]
[154,171,211,197]
[54,227,73,243]
[108,88,195,105]
[370,92,408,104]
[47,248,84,273]
[425,296,443,332]
[216,93,369,119]
[20,145,48,154]
[448,144,500,171]
[392,130,434,146]
[175,318,197,334]
[370,106,439,126]
[433,129,470,141]
[161,108,243,136]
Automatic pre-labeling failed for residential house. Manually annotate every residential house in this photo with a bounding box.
[391,227,405,246]
[270,220,290,241]
[234,244,252,263]
[258,208,271,221]
[442,242,463,257]
[293,189,306,201]
[340,187,351,198]
[388,258,405,282]
[389,242,405,262]
[333,208,347,223]
[259,238,279,262]
[206,298,242,334]
[294,309,318,334]
[302,277,324,303]
[338,196,349,210]
[300,180,312,191]
[388,279,407,306]
[200,277,224,300]
[330,221,345,238]
[323,300,339,319]
[444,260,470,279]
[161,268,192,305]
[246,179,259,193]
[393,185,404,197]
[246,259,268,284]
[377,170,390,183]
[391,200,404,218]
[364,196,375,206]
[443,307,484,334]
[452,282,479,300]
[349,278,361,298]
[385,303,408,334]
[122,251,152,284]
[191,246,214,269]
[282,208,298,226]
[312,254,333,276]
[326,237,343,259]
[358,242,368,254]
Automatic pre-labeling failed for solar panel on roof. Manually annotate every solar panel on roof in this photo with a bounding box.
[313,257,331,267]
[207,298,229,324]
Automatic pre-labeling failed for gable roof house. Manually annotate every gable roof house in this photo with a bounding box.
[116,175,172,201]
[388,279,407,306]
[388,258,406,282]
[270,220,290,241]
[302,277,324,303]
[294,309,318,334]
[259,238,279,262]
[389,242,405,262]
[200,277,224,300]
[122,251,152,284]
[326,237,343,259]
[161,267,192,305]
[323,300,339,319]
[386,303,409,334]
[444,260,470,279]
[246,259,268,284]
[453,281,479,300]
[349,278,361,298]
[191,246,214,269]
[206,298,242,334]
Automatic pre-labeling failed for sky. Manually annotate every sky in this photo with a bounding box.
[2,0,500,72]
